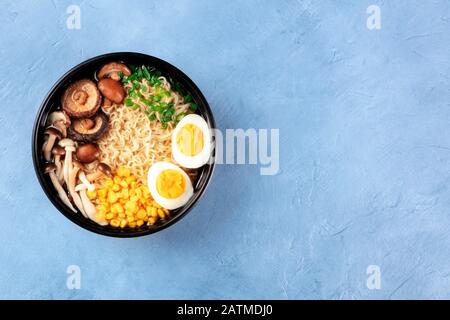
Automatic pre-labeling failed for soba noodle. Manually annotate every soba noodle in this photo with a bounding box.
[98,76,192,183]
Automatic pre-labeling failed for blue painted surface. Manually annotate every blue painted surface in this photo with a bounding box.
[1,0,450,299]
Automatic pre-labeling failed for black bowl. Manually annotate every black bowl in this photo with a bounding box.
[32,52,215,237]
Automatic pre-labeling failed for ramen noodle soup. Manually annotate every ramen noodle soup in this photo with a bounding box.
[41,62,211,228]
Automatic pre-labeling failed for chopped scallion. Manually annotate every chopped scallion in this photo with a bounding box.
[190,103,198,111]
[124,98,134,107]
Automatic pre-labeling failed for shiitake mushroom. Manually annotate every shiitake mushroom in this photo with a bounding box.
[62,79,101,118]
[68,111,109,143]
[97,62,131,81]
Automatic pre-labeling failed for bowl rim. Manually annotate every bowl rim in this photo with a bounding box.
[32,52,216,238]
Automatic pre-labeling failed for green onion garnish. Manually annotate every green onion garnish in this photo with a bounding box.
[124,98,134,107]
[190,103,198,111]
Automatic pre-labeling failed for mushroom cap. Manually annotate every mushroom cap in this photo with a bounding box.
[59,138,75,148]
[44,163,57,173]
[72,160,85,170]
[62,79,101,118]
[47,111,71,127]
[97,62,131,80]
[76,143,100,163]
[47,111,71,138]
[52,145,66,156]
[97,163,113,177]
[68,111,109,143]
[98,78,125,104]
[44,126,62,139]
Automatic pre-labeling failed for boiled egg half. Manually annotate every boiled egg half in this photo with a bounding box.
[147,161,193,210]
[172,114,211,169]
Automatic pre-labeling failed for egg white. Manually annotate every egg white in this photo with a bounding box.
[147,161,193,210]
[171,114,211,169]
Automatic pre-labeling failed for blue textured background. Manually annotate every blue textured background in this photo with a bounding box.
[1,0,450,299]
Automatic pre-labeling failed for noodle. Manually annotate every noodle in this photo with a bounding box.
[98,76,192,184]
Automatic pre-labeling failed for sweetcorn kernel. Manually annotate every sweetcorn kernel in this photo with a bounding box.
[117,167,131,177]
[87,190,97,199]
[126,210,134,217]
[106,213,116,220]
[110,219,120,227]
[121,188,129,199]
[120,180,128,188]
[125,201,137,213]
[104,179,114,189]
[112,203,123,213]
[108,191,118,203]
[97,189,107,199]
[137,209,146,220]
[135,188,142,198]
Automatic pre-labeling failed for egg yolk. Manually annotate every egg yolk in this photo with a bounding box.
[156,169,186,199]
[176,124,204,156]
